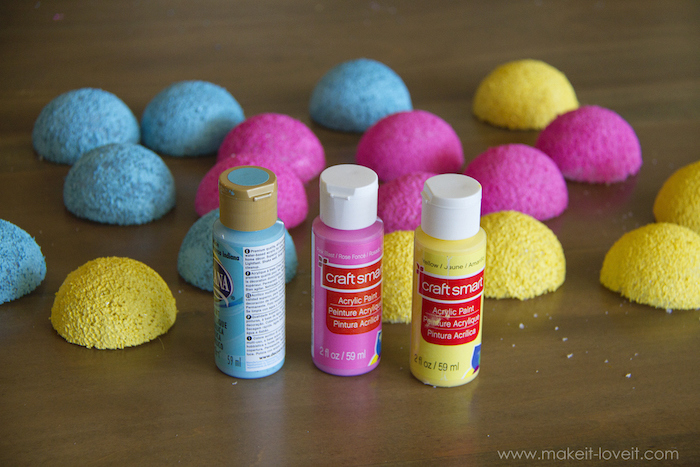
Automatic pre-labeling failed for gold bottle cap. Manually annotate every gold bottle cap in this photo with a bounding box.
[218,166,278,231]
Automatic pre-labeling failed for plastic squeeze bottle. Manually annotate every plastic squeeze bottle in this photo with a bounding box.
[312,164,384,376]
[410,174,486,387]
[213,166,286,379]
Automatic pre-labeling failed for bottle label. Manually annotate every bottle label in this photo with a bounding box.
[320,259,382,334]
[416,267,482,345]
[214,235,285,375]
[311,230,383,375]
[410,237,486,387]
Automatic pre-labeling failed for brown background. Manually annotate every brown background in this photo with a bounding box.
[1,1,698,465]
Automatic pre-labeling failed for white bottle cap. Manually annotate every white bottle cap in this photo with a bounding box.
[421,174,482,240]
[320,164,379,230]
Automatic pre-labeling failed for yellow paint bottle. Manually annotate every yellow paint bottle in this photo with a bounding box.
[410,174,486,387]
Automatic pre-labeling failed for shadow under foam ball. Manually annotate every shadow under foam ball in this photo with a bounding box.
[63,143,176,225]
[309,58,412,133]
[0,220,46,305]
[356,110,464,182]
[217,113,326,184]
[464,144,568,221]
[141,80,244,156]
[32,88,140,165]
[51,257,177,349]
[178,209,298,291]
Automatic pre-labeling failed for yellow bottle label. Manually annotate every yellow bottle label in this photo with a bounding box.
[410,228,486,387]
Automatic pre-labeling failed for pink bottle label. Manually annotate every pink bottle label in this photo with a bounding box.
[312,221,383,376]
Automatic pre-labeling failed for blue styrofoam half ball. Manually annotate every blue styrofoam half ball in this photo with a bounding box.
[177,209,220,291]
[63,143,176,225]
[0,220,47,305]
[32,88,140,165]
[309,58,412,133]
[177,209,298,292]
[141,80,245,157]
[283,228,299,284]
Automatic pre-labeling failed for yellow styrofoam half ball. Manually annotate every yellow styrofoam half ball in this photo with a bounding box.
[480,211,566,300]
[600,223,700,310]
[382,230,414,323]
[473,59,579,130]
[51,257,177,349]
[653,160,700,235]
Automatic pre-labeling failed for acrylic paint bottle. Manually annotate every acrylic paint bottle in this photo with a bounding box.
[213,166,286,379]
[312,164,383,376]
[410,174,486,387]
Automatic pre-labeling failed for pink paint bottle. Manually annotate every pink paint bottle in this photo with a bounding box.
[312,164,383,376]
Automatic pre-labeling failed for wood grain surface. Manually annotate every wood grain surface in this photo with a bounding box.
[1,1,698,465]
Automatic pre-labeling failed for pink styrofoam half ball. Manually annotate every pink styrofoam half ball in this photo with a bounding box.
[535,105,642,184]
[195,153,308,229]
[464,144,568,221]
[378,171,438,234]
[356,110,464,182]
[217,113,325,184]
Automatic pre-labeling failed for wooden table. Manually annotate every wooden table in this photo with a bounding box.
[1,1,698,465]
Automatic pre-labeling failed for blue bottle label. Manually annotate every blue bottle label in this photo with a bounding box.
[214,235,285,375]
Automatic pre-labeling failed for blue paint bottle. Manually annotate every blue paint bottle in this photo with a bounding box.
[213,166,286,378]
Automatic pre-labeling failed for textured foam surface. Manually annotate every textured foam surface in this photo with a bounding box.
[356,110,464,182]
[309,58,412,132]
[473,59,579,130]
[195,154,308,229]
[178,209,298,291]
[600,223,700,310]
[536,105,642,183]
[464,144,568,220]
[141,80,244,157]
[217,113,326,183]
[32,88,140,165]
[378,171,437,234]
[0,220,46,305]
[480,211,566,300]
[64,143,176,225]
[653,160,700,235]
[382,230,415,324]
[51,257,177,349]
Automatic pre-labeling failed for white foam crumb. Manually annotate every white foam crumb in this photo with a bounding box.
[604,359,609,363]
[533,313,538,318]
[666,309,672,314]
[567,353,573,359]
[512,344,516,348]
[519,323,525,329]
[626,373,632,378]
[562,337,568,342]
[555,326,559,331]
